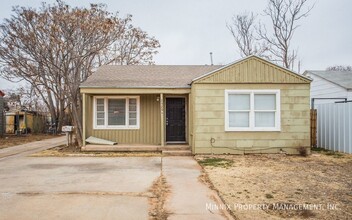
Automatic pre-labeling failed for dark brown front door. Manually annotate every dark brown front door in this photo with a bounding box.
[166,98,186,142]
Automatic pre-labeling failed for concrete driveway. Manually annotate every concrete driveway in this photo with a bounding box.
[0,142,231,219]
[0,156,160,220]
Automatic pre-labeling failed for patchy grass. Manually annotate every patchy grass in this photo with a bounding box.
[265,193,274,199]
[0,134,59,149]
[311,147,330,152]
[312,147,344,158]
[198,157,233,168]
[195,152,352,220]
[148,175,170,220]
[30,148,161,157]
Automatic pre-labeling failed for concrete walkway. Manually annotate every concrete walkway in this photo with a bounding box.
[0,136,66,160]
[163,157,232,220]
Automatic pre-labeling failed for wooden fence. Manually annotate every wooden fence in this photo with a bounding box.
[315,102,352,154]
[310,109,317,147]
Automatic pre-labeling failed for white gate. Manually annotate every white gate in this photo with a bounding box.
[316,102,352,153]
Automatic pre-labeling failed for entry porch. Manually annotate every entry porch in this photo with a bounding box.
[81,88,192,152]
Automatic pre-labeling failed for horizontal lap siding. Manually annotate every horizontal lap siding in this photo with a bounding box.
[192,83,310,154]
[307,74,348,105]
[86,94,161,145]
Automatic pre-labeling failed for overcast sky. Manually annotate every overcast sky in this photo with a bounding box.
[0,0,351,90]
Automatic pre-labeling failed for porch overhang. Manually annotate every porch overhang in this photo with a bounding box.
[80,87,191,95]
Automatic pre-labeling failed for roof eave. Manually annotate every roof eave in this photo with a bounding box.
[79,85,191,89]
[304,71,350,90]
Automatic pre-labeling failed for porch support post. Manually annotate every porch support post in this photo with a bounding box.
[82,93,86,146]
[160,93,165,147]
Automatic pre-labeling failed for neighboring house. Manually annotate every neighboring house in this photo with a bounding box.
[0,90,5,136]
[303,70,352,107]
[80,55,311,154]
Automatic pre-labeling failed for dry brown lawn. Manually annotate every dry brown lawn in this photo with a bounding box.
[30,145,162,157]
[196,151,352,220]
[0,134,58,149]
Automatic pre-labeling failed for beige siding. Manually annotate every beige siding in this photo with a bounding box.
[192,83,310,154]
[85,94,161,145]
[196,57,310,84]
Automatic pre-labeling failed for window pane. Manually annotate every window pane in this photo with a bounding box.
[97,112,104,119]
[254,94,276,110]
[97,99,104,105]
[97,119,105,126]
[229,112,249,127]
[129,99,137,111]
[255,112,275,127]
[228,94,250,110]
[108,99,126,125]
[129,119,137,126]
[96,98,105,126]
[129,112,136,119]
[128,98,137,126]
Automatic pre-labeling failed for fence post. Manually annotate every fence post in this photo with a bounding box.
[310,109,317,147]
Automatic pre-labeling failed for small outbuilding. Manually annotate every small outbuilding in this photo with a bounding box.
[80,55,311,154]
[5,110,46,134]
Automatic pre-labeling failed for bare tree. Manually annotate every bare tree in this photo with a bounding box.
[326,65,352,71]
[101,25,160,65]
[0,1,160,145]
[228,0,314,70]
[227,12,268,57]
[258,0,314,69]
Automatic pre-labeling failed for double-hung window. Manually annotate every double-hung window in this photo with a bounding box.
[94,96,140,129]
[225,90,280,131]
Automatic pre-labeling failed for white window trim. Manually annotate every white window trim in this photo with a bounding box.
[93,96,140,130]
[225,90,281,131]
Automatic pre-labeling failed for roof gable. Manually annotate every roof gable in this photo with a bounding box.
[304,70,352,90]
[193,56,311,84]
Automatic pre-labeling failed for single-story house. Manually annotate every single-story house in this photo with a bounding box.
[303,70,352,107]
[80,55,311,154]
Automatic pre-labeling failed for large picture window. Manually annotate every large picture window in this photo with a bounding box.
[94,96,140,129]
[225,90,280,131]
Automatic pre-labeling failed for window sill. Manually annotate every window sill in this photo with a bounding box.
[225,128,281,132]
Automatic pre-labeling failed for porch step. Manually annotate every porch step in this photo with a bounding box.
[163,145,191,151]
[162,150,193,156]
[82,145,160,152]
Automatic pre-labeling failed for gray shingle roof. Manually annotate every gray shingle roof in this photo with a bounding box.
[80,65,223,88]
[305,70,352,90]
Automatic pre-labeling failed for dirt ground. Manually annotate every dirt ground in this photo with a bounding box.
[0,134,59,149]
[30,145,162,157]
[196,150,352,220]
[148,175,171,220]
